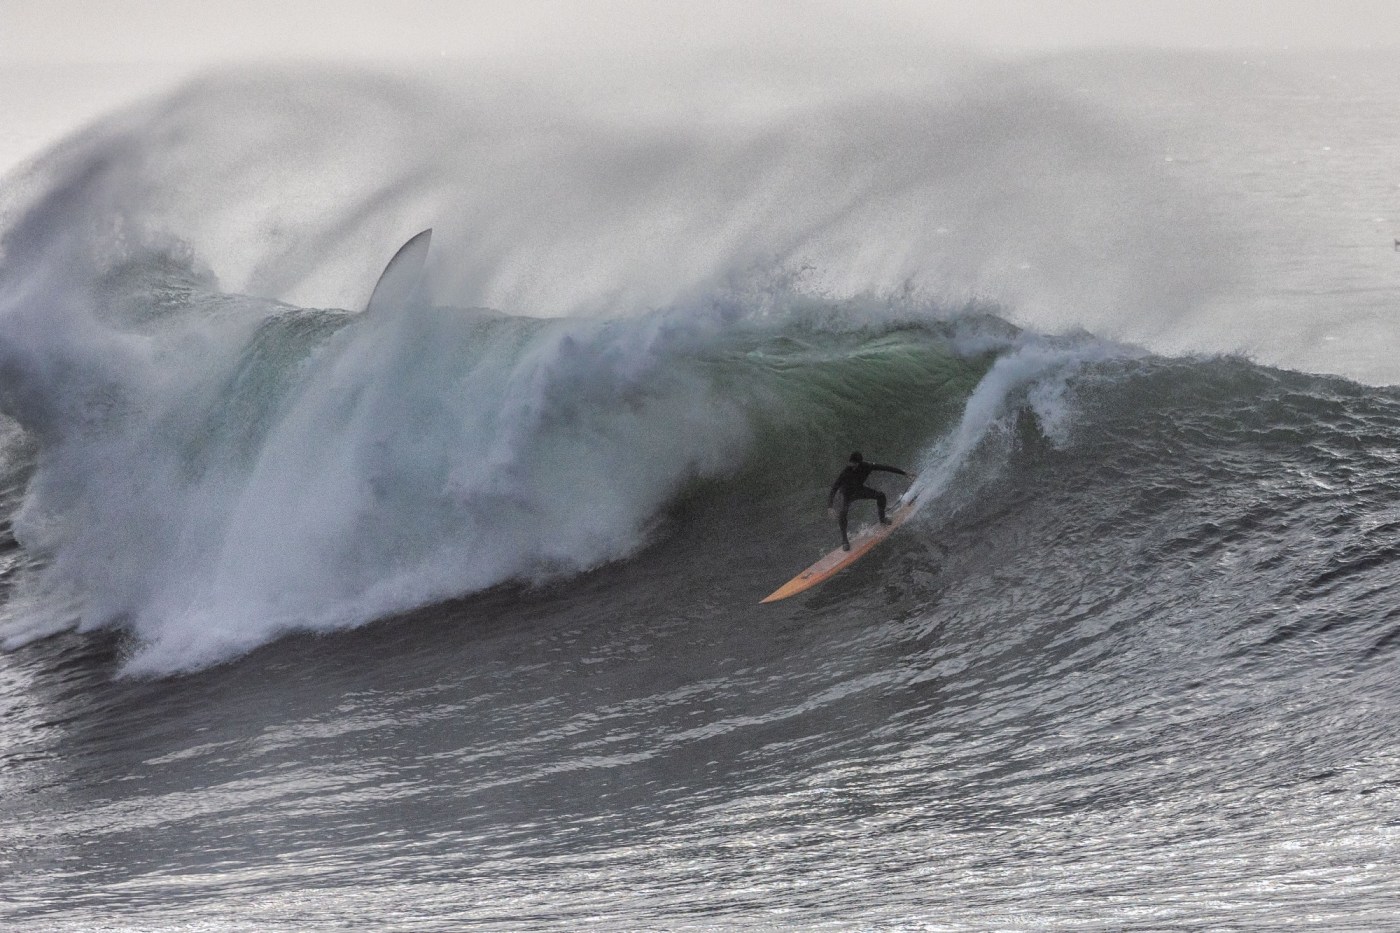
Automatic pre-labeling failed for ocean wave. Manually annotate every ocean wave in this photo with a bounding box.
[0,66,1387,676]
[6,221,1398,676]
[0,224,1025,670]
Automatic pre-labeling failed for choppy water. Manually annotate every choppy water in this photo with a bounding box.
[3,50,1400,930]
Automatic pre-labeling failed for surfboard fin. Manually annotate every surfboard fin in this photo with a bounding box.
[364,228,432,316]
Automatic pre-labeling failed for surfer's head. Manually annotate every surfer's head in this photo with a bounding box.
[849,451,863,463]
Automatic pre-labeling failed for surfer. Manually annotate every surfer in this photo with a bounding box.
[827,452,909,551]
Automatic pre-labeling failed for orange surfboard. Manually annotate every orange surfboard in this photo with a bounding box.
[760,494,919,603]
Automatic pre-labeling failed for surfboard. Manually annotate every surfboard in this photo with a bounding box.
[760,493,919,603]
[365,229,432,316]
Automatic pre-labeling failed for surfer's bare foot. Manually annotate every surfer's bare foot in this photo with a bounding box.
[880,517,892,525]
[842,542,851,551]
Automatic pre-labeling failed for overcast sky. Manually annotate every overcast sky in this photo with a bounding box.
[4,0,1399,65]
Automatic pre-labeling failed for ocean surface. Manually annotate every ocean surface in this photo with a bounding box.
[3,50,1400,930]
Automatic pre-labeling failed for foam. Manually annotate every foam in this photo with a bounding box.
[910,331,1144,513]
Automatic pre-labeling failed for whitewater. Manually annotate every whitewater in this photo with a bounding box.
[3,50,1400,929]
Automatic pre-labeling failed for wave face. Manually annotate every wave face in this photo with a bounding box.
[0,239,1009,671]
[5,225,1400,687]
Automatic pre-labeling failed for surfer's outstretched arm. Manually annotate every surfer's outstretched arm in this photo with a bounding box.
[869,463,908,476]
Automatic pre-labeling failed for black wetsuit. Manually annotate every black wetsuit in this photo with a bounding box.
[828,461,907,548]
